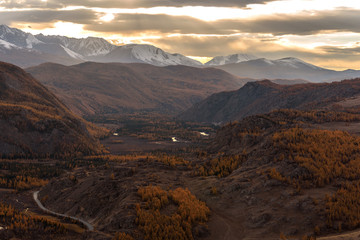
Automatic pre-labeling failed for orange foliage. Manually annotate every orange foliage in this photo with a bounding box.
[270,126,360,231]
[138,186,169,209]
[112,232,135,240]
[271,109,360,124]
[272,127,360,187]
[326,182,360,230]
[136,186,210,240]
[0,176,48,190]
[0,202,66,235]
[195,155,245,178]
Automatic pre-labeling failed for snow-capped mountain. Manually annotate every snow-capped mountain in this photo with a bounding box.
[98,44,202,66]
[269,57,324,70]
[1,24,360,82]
[0,39,18,50]
[205,53,258,66]
[0,25,202,67]
[216,57,360,82]
[35,34,117,57]
[0,25,43,48]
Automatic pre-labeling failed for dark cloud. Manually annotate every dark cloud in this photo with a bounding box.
[5,0,278,9]
[215,9,360,35]
[0,9,97,25]
[144,34,281,57]
[86,14,233,35]
[1,0,62,9]
[318,46,360,55]
[86,9,360,36]
[147,34,360,62]
[2,8,360,38]
[2,2,360,37]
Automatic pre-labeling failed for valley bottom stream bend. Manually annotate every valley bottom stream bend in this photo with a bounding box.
[33,191,94,231]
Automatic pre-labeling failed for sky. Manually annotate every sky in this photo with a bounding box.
[1,0,360,70]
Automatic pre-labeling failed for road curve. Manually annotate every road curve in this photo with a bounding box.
[33,191,94,231]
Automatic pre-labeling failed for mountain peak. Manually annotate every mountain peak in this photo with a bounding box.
[205,53,258,66]
[104,43,202,66]
[276,57,323,70]
[0,24,18,34]
[0,26,205,67]
[0,25,43,48]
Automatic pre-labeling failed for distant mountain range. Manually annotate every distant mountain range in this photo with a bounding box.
[26,62,245,116]
[0,25,201,67]
[1,24,360,82]
[179,79,360,123]
[216,57,360,83]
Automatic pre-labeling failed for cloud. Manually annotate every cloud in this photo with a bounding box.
[4,0,277,9]
[85,14,232,35]
[318,45,360,55]
[215,9,360,35]
[310,46,360,70]
[0,9,97,25]
[2,4,360,37]
[1,0,62,9]
[84,9,360,37]
[143,34,292,57]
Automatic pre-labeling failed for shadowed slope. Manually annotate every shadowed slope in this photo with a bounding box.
[0,61,102,158]
[27,62,245,116]
[180,79,360,123]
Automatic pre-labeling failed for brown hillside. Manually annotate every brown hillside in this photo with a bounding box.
[34,110,360,239]
[188,110,360,239]
[26,62,245,116]
[180,79,360,123]
[0,61,102,158]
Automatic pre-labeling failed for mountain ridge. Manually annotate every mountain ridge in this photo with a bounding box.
[205,53,258,66]
[1,24,360,82]
[0,25,202,67]
[216,57,360,82]
[26,61,245,116]
[179,79,360,123]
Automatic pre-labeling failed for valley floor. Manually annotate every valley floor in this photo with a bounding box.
[3,113,360,239]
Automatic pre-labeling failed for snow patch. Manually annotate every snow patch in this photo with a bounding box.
[206,53,258,66]
[118,44,202,66]
[0,39,17,49]
[262,58,275,65]
[61,45,85,60]
[277,57,323,70]
[26,34,42,48]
